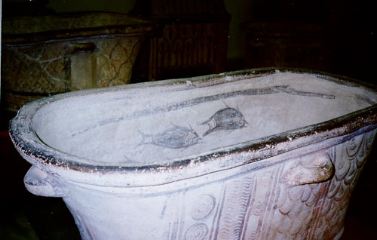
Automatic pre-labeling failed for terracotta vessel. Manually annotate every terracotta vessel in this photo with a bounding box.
[10,69,377,239]
[2,12,152,111]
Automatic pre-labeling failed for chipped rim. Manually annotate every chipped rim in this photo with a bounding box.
[9,68,377,187]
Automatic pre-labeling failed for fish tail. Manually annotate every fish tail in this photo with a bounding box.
[201,117,212,125]
[221,100,231,108]
[202,127,216,137]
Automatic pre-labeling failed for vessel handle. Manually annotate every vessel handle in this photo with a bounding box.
[24,166,65,197]
[68,42,98,90]
[283,152,334,186]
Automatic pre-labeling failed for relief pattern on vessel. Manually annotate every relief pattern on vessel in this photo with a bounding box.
[190,195,216,220]
[265,129,377,240]
[139,125,200,149]
[184,223,209,240]
[162,167,283,240]
[311,129,376,239]
[201,107,247,136]
[163,129,376,240]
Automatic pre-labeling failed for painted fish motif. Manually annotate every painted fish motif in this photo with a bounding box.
[139,125,200,149]
[202,107,247,136]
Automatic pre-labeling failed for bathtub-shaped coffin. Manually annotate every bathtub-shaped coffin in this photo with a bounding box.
[10,69,377,240]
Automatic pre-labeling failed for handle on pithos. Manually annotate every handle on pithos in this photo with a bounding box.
[24,166,65,197]
[283,152,334,186]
